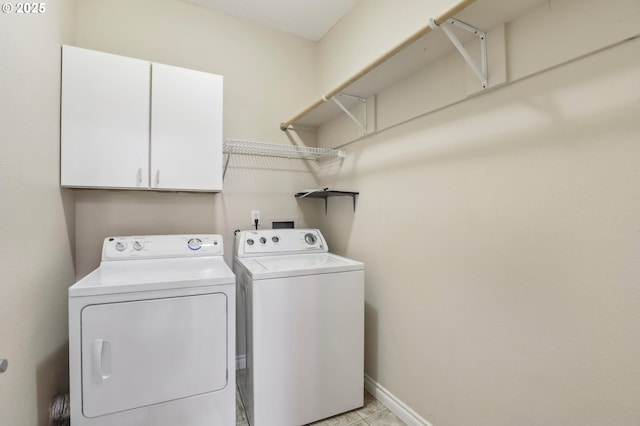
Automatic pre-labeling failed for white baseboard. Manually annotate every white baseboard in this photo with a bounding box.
[364,374,433,426]
[235,364,431,426]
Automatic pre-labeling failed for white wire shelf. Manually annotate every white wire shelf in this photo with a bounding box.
[223,139,345,160]
[223,139,346,179]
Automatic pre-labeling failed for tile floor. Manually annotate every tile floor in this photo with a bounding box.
[236,388,406,426]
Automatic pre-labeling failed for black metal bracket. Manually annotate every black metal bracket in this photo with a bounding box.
[295,190,359,214]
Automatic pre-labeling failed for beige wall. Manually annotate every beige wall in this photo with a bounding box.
[3,0,639,424]
[0,1,77,425]
[316,0,454,93]
[311,0,640,425]
[72,0,321,275]
[0,0,321,422]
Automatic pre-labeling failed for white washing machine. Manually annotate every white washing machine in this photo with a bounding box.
[68,234,235,426]
[234,229,364,426]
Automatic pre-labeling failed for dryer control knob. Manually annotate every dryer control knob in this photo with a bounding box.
[133,241,144,251]
[259,237,267,244]
[115,242,127,252]
[304,233,317,245]
[246,239,254,246]
[187,238,202,250]
[272,236,280,243]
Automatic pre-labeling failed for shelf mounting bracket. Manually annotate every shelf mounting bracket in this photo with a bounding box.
[223,153,232,180]
[324,92,367,135]
[429,18,488,90]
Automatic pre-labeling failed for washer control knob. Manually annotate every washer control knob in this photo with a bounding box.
[247,238,255,246]
[115,242,127,252]
[259,237,267,244]
[272,236,280,243]
[304,233,317,245]
[133,241,144,251]
[187,238,202,250]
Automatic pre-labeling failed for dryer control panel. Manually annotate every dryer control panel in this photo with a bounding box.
[102,234,224,260]
[235,229,328,257]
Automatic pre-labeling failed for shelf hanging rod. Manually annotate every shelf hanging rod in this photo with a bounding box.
[429,17,488,89]
[323,92,367,135]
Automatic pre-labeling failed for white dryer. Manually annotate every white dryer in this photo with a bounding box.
[234,229,364,426]
[68,234,235,426]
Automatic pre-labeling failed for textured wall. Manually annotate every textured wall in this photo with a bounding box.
[72,0,321,276]
[314,0,640,424]
[0,1,77,424]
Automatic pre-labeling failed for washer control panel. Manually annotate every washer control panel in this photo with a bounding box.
[236,229,328,257]
[102,234,224,260]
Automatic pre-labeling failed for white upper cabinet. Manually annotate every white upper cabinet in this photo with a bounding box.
[150,63,223,191]
[61,46,150,189]
[60,45,223,192]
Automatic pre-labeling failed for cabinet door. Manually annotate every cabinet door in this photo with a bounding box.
[150,63,223,192]
[61,45,150,188]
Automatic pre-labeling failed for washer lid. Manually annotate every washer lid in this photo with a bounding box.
[69,257,235,297]
[235,253,363,280]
